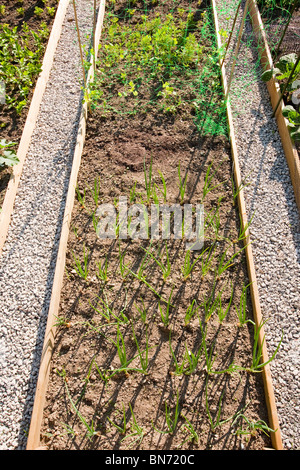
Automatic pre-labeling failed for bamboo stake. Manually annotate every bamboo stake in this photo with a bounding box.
[225,0,250,101]
[272,51,300,117]
[221,0,242,68]
[93,0,97,72]
[72,0,87,89]
[274,0,298,60]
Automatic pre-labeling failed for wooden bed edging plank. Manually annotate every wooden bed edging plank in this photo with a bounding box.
[211,0,283,450]
[26,0,106,451]
[0,0,70,257]
[248,0,300,215]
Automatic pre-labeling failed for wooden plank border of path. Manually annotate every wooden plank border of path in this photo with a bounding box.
[0,0,70,256]
[26,0,106,451]
[211,0,283,450]
[248,0,300,215]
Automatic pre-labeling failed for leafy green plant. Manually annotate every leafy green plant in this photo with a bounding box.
[0,139,19,171]
[261,53,300,86]
[282,104,300,141]
[34,7,44,17]
[0,22,49,113]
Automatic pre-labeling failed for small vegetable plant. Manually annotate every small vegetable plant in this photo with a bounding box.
[0,139,19,171]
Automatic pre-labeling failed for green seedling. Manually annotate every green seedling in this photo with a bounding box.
[184,299,198,326]
[181,249,203,281]
[246,319,283,373]
[75,185,87,209]
[216,242,249,278]
[179,414,199,447]
[205,377,233,433]
[217,282,234,323]
[121,403,145,449]
[96,256,109,282]
[232,412,276,439]
[62,373,99,441]
[107,403,127,435]
[200,243,216,279]
[201,161,225,202]
[235,283,251,327]
[134,297,147,323]
[153,390,181,435]
[131,323,153,374]
[144,155,153,204]
[72,244,89,280]
[142,242,171,281]
[158,287,174,326]
[157,170,167,203]
[87,177,101,207]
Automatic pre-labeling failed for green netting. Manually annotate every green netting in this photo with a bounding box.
[88,0,229,137]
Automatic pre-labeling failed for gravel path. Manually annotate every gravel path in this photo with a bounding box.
[215,0,300,450]
[0,0,94,450]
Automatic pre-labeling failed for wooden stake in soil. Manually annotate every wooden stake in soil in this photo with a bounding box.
[274,0,298,60]
[220,0,242,68]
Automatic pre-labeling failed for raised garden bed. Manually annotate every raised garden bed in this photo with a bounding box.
[28,0,282,451]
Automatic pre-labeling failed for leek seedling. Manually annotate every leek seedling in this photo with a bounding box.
[181,249,203,281]
[158,170,167,203]
[118,243,130,280]
[142,242,171,281]
[169,332,184,376]
[76,185,87,209]
[182,342,204,375]
[232,413,276,438]
[246,319,283,373]
[107,403,127,435]
[87,176,101,207]
[154,390,181,435]
[200,243,216,278]
[63,375,99,441]
[216,242,248,278]
[158,287,174,326]
[72,244,89,280]
[217,283,234,323]
[134,297,147,323]
[131,323,153,374]
[184,299,198,326]
[96,257,109,282]
[235,283,251,327]
[205,378,233,433]
[179,414,199,447]
[201,161,225,202]
[121,403,145,449]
